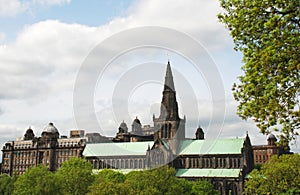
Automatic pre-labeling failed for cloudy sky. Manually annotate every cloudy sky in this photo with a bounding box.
[0,0,299,160]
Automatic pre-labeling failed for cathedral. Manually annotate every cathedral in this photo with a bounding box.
[83,61,255,195]
[1,61,255,194]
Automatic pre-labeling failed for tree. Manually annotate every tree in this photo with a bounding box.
[218,0,300,145]
[0,174,17,195]
[191,180,219,195]
[13,165,59,195]
[87,169,127,195]
[87,166,218,195]
[56,157,94,195]
[125,166,183,195]
[244,154,300,194]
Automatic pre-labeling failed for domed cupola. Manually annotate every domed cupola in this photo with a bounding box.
[24,127,35,140]
[195,126,204,140]
[118,121,128,133]
[267,133,277,146]
[132,117,142,132]
[42,122,59,139]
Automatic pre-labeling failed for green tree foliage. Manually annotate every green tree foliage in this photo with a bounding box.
[87,169,127,195]
[191,179,219,195]
[244,154,300,194]
[218,0,300,144]
[0,174,17,195]
[56,157,94,195]
[13,165,59,195]
[87,166,218,195]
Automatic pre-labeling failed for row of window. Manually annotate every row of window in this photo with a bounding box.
[91,158,146,169]
[178,157,242,169]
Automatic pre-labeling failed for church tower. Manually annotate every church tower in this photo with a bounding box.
[153,60,186,154]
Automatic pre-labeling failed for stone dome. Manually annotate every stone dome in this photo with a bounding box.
[42,122,59,134]
[120,121,128,128]
[196,126,204,133]
[26,127,34,134]
[24,126,35,140]
[133,117,141,125]
[267,133,277,140]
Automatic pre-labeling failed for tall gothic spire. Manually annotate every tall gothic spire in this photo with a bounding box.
[164,60,175,91]
[159,60,179,120]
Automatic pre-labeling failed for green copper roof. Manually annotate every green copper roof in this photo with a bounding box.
[179,138,245,155]
[83,141,153,157]
[176,169,241,178]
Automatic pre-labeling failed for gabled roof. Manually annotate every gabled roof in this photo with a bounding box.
[176,169,242,178]
[83,141,153,157]
[179,138,245,155]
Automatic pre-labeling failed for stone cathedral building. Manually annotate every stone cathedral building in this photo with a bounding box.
[83,61,255,195]
[1,61,254,194]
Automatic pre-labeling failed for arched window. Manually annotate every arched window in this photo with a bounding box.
[112,160,115,168]
[134,159,138,169]
[214,182,224,194]
[227,183,238,195]
[130,159,133,168]
[116,160,120,169]
[164,124,168,138]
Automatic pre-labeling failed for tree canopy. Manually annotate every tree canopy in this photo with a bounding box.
[13,165,59,195]
[0,174,16,195]
[87,166,218,195]
[218,0,300,144]
[56,157,94,195]
[244,154,300,194]
[0,160,218,195]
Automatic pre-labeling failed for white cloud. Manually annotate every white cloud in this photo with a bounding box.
[0,0,27,16]
[0,32,5,42]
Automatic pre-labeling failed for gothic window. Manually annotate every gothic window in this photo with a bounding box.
[134,159,138,169]
[234,158,237,168]
[116,160,120,168]
[121,160,124,169]
[167,123,171,138]
[229,158,233,168]
[164,124,168,138]
[130,159,133,168]
[227,183,238,195]
[181,159,185,168]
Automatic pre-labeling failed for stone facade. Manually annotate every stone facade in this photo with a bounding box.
[83,61,255,195]
[1,123,86,175]
[1,61,256,194]
[252,134,290,165]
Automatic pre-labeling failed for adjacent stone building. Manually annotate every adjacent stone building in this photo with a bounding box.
[252,134,290,165]
[1,123,86,175]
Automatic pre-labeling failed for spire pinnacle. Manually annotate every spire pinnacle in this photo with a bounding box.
[164,60,175,91]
